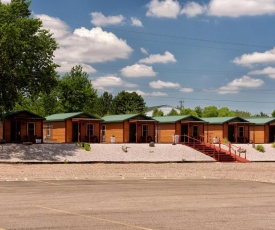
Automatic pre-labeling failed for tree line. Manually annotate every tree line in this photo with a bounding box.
[1,1,274,119]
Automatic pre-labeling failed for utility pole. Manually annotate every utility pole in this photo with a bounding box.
[179,100,184,110]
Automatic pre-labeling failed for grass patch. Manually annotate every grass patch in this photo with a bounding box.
[272,142,275,148]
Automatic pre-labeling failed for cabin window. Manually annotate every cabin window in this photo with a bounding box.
[238,126,244,137]
[142,124,148,136]
[86,123,94,136]
[192,125,198,137]
[102,125,106,142]
[46,123,51,137]
[27,122,35,136]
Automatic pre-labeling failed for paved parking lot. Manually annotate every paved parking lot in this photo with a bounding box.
[0,179,275,230]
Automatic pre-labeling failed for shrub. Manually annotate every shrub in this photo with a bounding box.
[255,145,265,153]
[272,142,275,148]
[222,138,230,146]
[84,143,91,151]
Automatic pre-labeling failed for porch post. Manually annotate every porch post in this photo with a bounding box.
[136,122,138,143]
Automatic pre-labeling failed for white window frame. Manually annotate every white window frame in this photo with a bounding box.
[238,126,244,137]
[46,123,51,137]
[27,122,35,136]
[102,124,106,142]
[192,125,198,137]
[142,124,149,136]
[86,123,94,136]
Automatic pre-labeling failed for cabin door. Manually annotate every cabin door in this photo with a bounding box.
[129,124,136,143]
[11,121,21,142]
[72,122,80,142]
[181,124,188,142]
[228,126,235,142]
[269,126,275,143]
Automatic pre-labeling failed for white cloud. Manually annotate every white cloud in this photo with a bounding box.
[208,0,275,17]
[91,12,125,26]
[218,75,264,94]
[141,47,148,55]
[120,64,157,77]
[57,62,96,74]
[249,66,275,79]
[180,2,207,17]
[37,14,133,63]
[180,87,194,93]
[92,75,137,91]
[139,51,176,64]
[149,80,180,89]
[34,14,70,39]
[233,47,275,66]
[131,17,143,27]
[146,0,181,18]
[1,0,11,4]
[127,90,167,97]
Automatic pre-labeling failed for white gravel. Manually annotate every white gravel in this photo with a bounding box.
[0,142,274,163]
[0,143,215,163]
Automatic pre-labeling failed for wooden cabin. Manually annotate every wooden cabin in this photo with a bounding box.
[2,110,44,143]
[0,121,3,140]
[202,117,251,143]
[44,112,103,143]
[246,117,275,143]
[154,115,206,143]
[102,114,157,143]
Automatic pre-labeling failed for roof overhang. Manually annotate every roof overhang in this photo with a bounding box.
[72,118,102,122]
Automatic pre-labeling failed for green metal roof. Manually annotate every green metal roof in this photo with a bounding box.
[202,116,250,124]
[102,114,155,123]
[45,112,100,122]
[154,115,204,123]
[245,117,275,125]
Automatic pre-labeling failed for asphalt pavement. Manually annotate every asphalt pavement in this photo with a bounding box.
[0,179,275,230]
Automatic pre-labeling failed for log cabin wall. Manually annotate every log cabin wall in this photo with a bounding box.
[105,123,124,143]
[0,121,3,140]
[157,123,175,143]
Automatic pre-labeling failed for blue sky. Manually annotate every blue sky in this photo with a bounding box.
[4,0,275,115]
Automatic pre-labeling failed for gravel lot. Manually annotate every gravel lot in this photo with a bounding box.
[0,143,275,183]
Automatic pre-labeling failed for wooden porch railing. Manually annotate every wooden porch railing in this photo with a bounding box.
[182,134,247,161]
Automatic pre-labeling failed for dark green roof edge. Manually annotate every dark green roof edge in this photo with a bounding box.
[154,115,204,123]
[4,110,45,119]
[201,116,250,124]
[102,114,156,123]
[45,112,101,122]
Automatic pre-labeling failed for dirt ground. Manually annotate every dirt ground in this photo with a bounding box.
[0,162,274,183]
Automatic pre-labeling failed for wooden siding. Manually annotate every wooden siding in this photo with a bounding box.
[105,123,124,143]
[0,121,3,139]
[44,121,66,143]
[205,124,250,143]
[157,123,175,143]
[204,124,224,142]
[44,120,102,143]
[4,119,43,143]
[250,125,265,144]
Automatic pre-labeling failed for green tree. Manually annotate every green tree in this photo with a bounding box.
[233,110,251,117]
[218,107,236,117]
[179,108,198,117]
[97,92,113,117]
[152,108,164,117]
[112,91,146,114]
[0,0,58,118]
[167,108,179,116]
[272,110,275,117]
[14,87,63,117]
[194,106,203,117]
[254,111,269,117]
[202,106,219,117]
[59,65,98,114]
